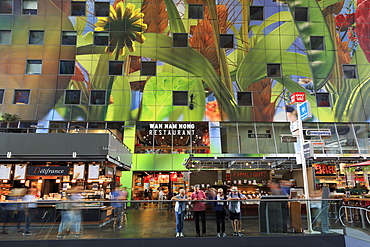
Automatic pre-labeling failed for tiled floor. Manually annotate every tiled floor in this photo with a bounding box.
[0,203,344,241]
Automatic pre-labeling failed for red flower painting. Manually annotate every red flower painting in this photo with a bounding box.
[356,0,370,62]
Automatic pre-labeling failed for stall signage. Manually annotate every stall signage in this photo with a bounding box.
[306,130,331,136]
[303,142,313,159]
[291,92,306,104]
[148,123,196,135]
[27,166,69,176]
[248,134,271,138]
[313,164,336,175]
[299,101,312,121]
[230,170,269,182]
[281,136,297,143]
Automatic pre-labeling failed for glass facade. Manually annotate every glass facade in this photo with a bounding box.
[0,0,370,169]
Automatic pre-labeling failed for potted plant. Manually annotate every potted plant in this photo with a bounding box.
[1,113,21,128]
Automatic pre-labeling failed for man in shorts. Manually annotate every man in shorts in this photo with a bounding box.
[227,186,246,237]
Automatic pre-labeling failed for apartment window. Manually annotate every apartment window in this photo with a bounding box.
[94,32,109,46]
[0,0,12,14]
[294,7,308,22]
[13,89,30,104]
[219,34,234,48]
[267,63,282,77]
[0,89,4,104]
[173,33,188,47]
[61,31,77,45]
[173,91,188,106]
[250,6,264,20]
[141,61,156,76]
[95,2,110,17]
[188,4,204,19]
[22,0,38,15]
[343,65,357,79]
[237,92,252,106]
[59,60,75,75]
[26,60,42,74]
[65,90,81,105]
[29,30,44,45]
[316,93,330,107]
[90,90,106,105]
[0,30,11,44]
[310,36,325,50]
[109,61,124,75]
[71,1,86,16]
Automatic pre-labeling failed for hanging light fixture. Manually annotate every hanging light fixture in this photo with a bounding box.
[56,177,61,183]
[38,177,43,183]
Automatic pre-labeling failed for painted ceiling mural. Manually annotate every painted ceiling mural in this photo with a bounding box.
[1,0,369,123]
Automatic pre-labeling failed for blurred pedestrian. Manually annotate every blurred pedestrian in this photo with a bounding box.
[191,185,206,237]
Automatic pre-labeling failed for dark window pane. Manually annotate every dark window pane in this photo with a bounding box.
[0,89,4,104]
[295,7,308,22]
[141,61,156,76]
[237,92,252,106]
[343,65,357,79]
[250,6,264,20]
[173,33,188,47]
[13,90,30,104]
[29,30,44,44]
[109,61,124,75]
[173,91,188,106]
[219,34,234,48]
[316,93,330,107]
[88,122,106,129]
[62,31,77,45]
[90,90,106,105]
[189,4,204,19]
[267,63,281,77]
[71,1,86,16]
[0,0,13,14]
[60,60,75,74]
[94,32,109,46]
[95,2,110,17]
[65,90,81,104]
[22,0,38,15]
[310,36,325,50]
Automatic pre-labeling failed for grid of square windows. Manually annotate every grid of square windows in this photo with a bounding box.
[95,2,110,17]
[90,90,106,105]
[342,65,357,79]
[294,7,308,22]
[65,90,81,104]
[94,32,109,46]
[237,92,253,106]
[188,4,204,19]
[219,34,234,49]
[173,91,188,106]
[0,30,11,44]
[0,89,4,104]
[29,30,44,45]
[0,0,12,14]
[22,0,38,15]
[61,31,77,46]
[141,61,156,76]
[316,93,330,107]
[26,60,42,74]
[109,61,124,75]
[250,6,264,20]
[59,60,75,75]
[173,33,188,47]
[266,63,282,78]
[13,89,30,105]
[71,1,86,16]
[310,36,325,50]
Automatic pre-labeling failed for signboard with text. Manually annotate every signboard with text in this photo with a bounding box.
[306,130,331,136]
[299,101,312,121]
[313,164,336,175]
[27,166,70,176]
[230,170,270,182]
[291,92,306,104]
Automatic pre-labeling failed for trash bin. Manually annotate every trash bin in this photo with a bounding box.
[259,195,288,233]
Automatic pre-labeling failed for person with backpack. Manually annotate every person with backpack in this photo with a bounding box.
[227,186,246,237]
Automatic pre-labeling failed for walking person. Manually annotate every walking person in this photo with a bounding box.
[111,186,127,229]
[214,188,227,237]
[22,186,38,236]
[227,186,246,237]
[171,189,189,237]
[191,184,207,237]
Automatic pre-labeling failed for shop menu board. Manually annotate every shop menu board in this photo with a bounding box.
[88,164,100,179]
[73,164,85,179]
[0,165,11,180]
[14,164,27,180]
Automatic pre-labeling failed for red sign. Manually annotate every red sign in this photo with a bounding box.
[291,92,306,104]
[230,170,269,181]
[314,164,336,175]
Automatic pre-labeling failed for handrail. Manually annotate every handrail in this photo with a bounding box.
[338,205,370,227]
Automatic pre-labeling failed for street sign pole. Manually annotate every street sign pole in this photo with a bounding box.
[296,101,317,234]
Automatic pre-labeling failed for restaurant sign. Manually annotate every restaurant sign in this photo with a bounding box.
[230,170,269,182]
[27,166,70,176]
[313,164,336,175]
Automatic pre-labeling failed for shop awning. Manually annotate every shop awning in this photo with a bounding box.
[346,160,370,167]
